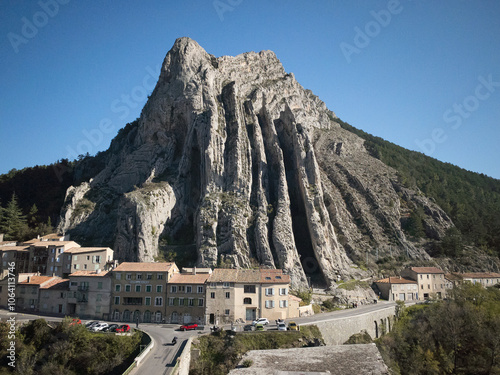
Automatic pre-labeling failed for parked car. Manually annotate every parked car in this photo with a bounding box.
[180,323,198,331]
[287,321,299,331]
[277,322,287,331]
[90,322,109,332]
[85,321,99,329]
[69,318,81,326]
[243,325,253,331]
[116,324,130,333]
[103,324,119,332]
[254,323,265,331]
[252,318,269,326]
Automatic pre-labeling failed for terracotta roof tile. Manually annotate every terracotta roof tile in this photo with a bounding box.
[209,269,289,284]
[19,276,57,285]
[376,277,417,284]
[409,267,444,274]
[113,262,174,272]
[69,270,110,277]
[40,279,70,290]
[169,273,211,284]
[65,247,111,254]
[0,246,29,252]
[461,272,500,279]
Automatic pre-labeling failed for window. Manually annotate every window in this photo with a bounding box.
[157,274,163,280]
[145,297,151,306]
[171,285,177,293]
[114,296,120,305]
[56,256,60,263]
[146,285,152,293]
[156,285,163,293]
[51,248,55,253]
[84,264,88,270]
[125,285,131,292]
[147,274,152,280]
[95,255,101,263]
[135,285,141,292]
[265,300,275,308]
[210,282,216,288]
[279,300,288,308]
[95,306,101,314]
[186,286,192,293]
[421,285,424,290]
[96,294,102,302]
[210,292,215,299]
[420,275,422,279]
[70,281,77,287]
[179,286,185,292]
[427,275,429,279]
[58,248,62,254]
[97,282,102,289]
[115,284,121,292]
[136,273,142,280]
[169,298,174,306]
[279,288,287,295]
[188,298,194,307]
[223,282,230,288]
[243,297,252,304]
[74,264,80,270]
[155,297,163,306]
[197,286,203,293]
[126,274,132,280]
[265,288,275,296]
[265,277,271,280]
[198,298,204,307]
[225,292,230,299]
[115,273,121,280]
[244,285,256,293]
[179,298,184,306]
[224,309,230,316]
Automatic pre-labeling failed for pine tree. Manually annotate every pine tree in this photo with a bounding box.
[0,193,28,240]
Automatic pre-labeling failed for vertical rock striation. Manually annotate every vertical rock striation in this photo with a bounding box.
[58,37,453,289]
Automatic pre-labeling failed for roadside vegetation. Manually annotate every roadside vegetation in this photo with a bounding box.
[376,283,500,375]
[189,325,323,375]
[0,317,142,375]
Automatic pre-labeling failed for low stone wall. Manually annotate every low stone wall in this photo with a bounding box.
[298,304,314,317]
[175,336,194,375]
[303,305,396,345]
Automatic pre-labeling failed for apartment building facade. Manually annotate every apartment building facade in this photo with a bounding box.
[166,268,212,324]
[401,266,446,300]
[110,262,179,323]
[0,246,30,278]
[28,241,80,275]
[67,270,112,320]
[205,268,296,325]
[39,278,70,315]
[16,275,63,311]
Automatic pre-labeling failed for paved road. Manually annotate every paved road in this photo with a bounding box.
[130,324,201,375]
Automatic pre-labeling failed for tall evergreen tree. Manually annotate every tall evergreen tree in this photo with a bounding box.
[0,193,28,240]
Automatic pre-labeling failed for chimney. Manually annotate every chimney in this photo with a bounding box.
[193,267,196,275]
[27,276,30,283]
[0,233,3,242]
[96,269,101,274]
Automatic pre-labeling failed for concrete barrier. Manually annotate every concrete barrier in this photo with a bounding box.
[133,329,154,367]
[303,305,396,345]
[174,336,194,375]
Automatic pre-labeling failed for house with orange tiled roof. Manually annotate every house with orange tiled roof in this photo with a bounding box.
[401,266,446,300]
[110,262,179,323]
[165,267,212,324]
[205,268,296,325]
[16,275,63,311]
[458,272,500,288]
[374,277,418,301]
[27,241,80,276]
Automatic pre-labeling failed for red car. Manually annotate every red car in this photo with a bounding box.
[180,323,198,331]
[116,324,130,333]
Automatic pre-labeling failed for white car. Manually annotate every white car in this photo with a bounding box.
[90,322,109,332]
[277,323,287,331]
[252,318,269,326]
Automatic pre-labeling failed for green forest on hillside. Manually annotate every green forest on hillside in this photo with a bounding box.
[337,119,500,257]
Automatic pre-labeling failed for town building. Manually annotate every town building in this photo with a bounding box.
[205,268,297,325]
[374,277,418,301]
[400,266,446,300]
[64,247,115,277]
[67,270,112,320]
[39,278,70,315]
[166,267,212,324]
[27,241,80,275]
[16,275,64,312]
[459,272,500,288]
[0,246,30,278]
[110,262,179,323]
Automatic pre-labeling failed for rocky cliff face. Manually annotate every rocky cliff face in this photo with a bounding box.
[58,37,453,289]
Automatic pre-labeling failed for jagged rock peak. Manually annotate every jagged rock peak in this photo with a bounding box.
[58,38,454,290]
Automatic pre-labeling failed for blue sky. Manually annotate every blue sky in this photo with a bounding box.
[1,0,499,179]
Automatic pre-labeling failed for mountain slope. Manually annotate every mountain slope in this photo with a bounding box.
[55,38,460,288]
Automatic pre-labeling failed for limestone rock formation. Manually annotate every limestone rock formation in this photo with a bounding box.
[58,37,453,289]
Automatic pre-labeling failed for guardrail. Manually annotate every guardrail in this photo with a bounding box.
[121,329,154,375]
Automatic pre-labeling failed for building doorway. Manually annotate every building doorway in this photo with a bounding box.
[209,313,215,324]
[246,308,256,321]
